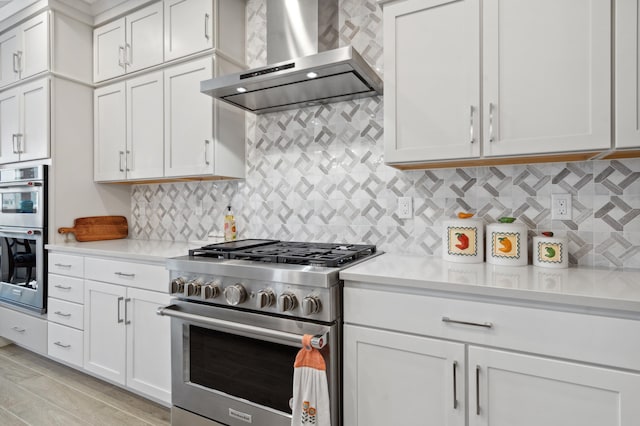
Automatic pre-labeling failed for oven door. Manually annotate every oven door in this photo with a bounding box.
[0,180,44,228]
[0,226,44,312]
[159,301,339,426]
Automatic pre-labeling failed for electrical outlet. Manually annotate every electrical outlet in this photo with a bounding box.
[551,193,572,220]
[398,197,413,219]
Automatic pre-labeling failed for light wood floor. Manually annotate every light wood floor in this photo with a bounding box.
[0,344,170,425]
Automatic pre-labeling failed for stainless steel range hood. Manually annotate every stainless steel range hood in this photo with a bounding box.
[200,0,382,114]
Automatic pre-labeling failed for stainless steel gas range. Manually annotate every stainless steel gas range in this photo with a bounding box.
[159,239,379,426]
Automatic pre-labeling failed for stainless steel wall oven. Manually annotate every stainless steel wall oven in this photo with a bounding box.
[0,165,47,313]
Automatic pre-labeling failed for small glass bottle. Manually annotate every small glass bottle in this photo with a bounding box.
[224,205,237,241]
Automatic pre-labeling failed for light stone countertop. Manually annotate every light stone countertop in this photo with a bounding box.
[46,239,210,263]
[340,253,640,314]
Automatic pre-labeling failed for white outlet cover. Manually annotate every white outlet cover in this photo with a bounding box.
[398,197,412,219]
[551,193,572,220]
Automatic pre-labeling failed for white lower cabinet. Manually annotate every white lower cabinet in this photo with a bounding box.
[344,287,640,425]
[84,279,171,404]
[48,322,83,368]
[0,305,47,354]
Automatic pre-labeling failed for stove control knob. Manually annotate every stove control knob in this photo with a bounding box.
[185,279,203,297]
[302,296,322,316]
[256,289,275,308]
[224,284,247,306]
[201,282,220,300]
[278,292,298,313]
[170,277,187,294]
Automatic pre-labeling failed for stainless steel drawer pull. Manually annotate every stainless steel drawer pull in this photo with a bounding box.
[54,285,72,290]
[476,365,481,415]
[442,316,493,329]
[115,272,135,278]
[54,341,71,349]
[54,263,72,268]
[12,327,25,333]
[54,311,71,318]
[117,296,124,323]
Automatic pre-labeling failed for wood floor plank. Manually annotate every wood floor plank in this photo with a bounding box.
[0,407,29,426]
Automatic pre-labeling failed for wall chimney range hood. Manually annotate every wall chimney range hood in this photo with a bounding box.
[200,0,383,114]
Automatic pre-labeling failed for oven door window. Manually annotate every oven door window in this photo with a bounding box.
[1,190,38,215]
[0,236,38,288]
[189,325,299,414]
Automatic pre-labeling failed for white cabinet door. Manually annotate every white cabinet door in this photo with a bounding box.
[19,11,49,80]
[384,0,480,163]
[616,0,640,148]
[164,57,213,177]
[94,82,126,181]
[0,29,19,88]
[482,0,611,156]
[468,347,640,426]
[125,2,163,73]
[344,325,466,426]
[93,18,126,82]
[125,288,171,404]
[0,88,19,163]
[19,78,49,162]
[164,0,214,61]
[84,280,127,385]
[126,71,164,180]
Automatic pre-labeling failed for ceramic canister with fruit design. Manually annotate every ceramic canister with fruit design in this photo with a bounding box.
[442,212,484,264]
[486,217,528,266]
[533,232,568,269]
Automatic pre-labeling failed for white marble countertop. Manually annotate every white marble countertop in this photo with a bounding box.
[340,253,640,313]
[46,239,205,263]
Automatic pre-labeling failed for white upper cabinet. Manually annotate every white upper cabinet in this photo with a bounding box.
[164,0,213,61]
[0,11,49,89]
[482,0,611,157]
[615,0,640,149]
[93,2,163,82]
[383,0,612,165]
[94,82,126,181]
[384,0,480,163]
[0,78,49,164]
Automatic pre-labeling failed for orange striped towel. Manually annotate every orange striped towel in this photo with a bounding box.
[291,335,331,426]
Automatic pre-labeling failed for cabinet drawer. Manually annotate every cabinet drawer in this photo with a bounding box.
[48,322,83,368]
[48,298,83,330]
[344,287,640,371]
[49,253,84,277]
[48,274,84,304]
[85,257,168,292]
[0,306,46,354]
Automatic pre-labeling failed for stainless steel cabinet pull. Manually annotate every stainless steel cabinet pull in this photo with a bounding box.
[119,151,125,172]
[124,298,131,324]
[125,150,131,172]
[12,326,25,333]
[442,316,493,329]
[117,296,124,323]
[16,133,23,153]
[54,311,71,318]
[12,134,17,153]
[118,45,125,68]
[204,140,211,165]
[476,365,481,415]
[12,52,18,73]
[469,105,475,144]
[204,13,210,40]
[488,103,495,142]
[54,263,72,268]
[16,51,22,72]
[125,43,132,66]
[54,284,72,290]
[54,341,71,349]
[452,361,458,409]
[114,272,135,278]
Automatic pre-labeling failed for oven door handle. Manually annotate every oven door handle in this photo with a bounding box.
[157,304,328,350]
[0,227,41,236]
[0,181,43,188]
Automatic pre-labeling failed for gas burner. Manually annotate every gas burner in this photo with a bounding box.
[189,239,377,268]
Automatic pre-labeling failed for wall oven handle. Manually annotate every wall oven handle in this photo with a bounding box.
[0,227,41,235]
[0,181,43,188]
[157,304,327,349]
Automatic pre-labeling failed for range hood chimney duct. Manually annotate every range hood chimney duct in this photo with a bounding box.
[200,0,382,114]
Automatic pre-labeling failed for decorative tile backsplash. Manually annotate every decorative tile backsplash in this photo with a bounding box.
[131,0,640,269]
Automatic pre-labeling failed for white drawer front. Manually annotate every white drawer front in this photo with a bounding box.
[48,298,83,330]
[85,257,168,292]
[0,306,47,354]
[48,274,84,304]
[49,253,84,277]
[48,322,83,368]
[344,287,640,372]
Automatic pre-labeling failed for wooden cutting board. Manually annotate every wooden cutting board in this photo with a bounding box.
[58,216,128,242]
